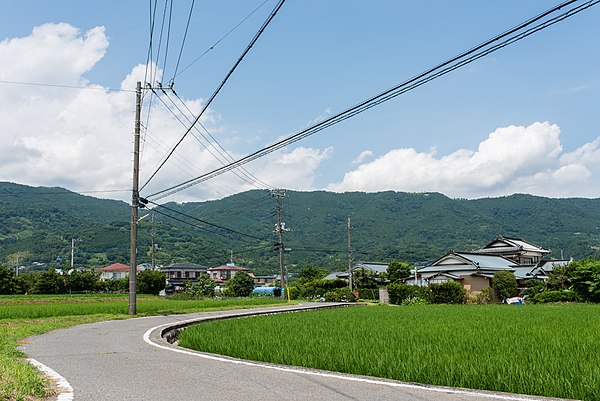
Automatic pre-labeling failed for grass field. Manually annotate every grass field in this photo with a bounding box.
[178,304,600,401]
[0,294,288,401]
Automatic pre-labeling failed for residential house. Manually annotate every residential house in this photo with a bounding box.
[208,263,253,284]
[417,252,519,291]
[324,261,389,281]
[160,262,209,289]
[473,236,550,266]
[253,274,278,286]
[97,263,130,281]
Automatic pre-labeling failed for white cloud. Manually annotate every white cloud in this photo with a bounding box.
[352,150,373,164]
[0,23,333,203]
[328,122,600,198]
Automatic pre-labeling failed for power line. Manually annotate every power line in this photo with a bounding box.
[143,199,270,242]
[0,80,133,92]
[140,0,287,192]
[146,0,597,201]
[169,0,272,84]
[171,0,196,81]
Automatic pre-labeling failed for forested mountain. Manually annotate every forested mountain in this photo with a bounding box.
[1,182,599,275]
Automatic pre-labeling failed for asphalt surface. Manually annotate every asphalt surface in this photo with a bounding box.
[22,303,565,401]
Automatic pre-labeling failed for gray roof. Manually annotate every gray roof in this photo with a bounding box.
[160,262,209,271]
[419,252,516,273]
[324,271,349,281]
[353,262,388,274]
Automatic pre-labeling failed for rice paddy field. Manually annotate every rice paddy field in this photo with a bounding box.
[0,294,288,401]
[178,304,600,401]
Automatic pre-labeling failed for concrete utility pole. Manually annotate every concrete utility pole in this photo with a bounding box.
[151,214,156,270]
[129,81,142,316]
[70,238,77,268]
[347,214,353,290]
[272,189,289,299]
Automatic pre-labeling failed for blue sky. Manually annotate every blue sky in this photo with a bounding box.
[1,1,599,202]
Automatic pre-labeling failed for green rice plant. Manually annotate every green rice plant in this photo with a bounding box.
[178,304,600,401]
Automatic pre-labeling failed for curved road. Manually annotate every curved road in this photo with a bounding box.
[22,304,558,401]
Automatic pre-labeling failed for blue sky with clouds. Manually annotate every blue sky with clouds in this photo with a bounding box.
[0,1,599,201]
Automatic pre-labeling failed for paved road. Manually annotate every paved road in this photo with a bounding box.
[22,304,561,401]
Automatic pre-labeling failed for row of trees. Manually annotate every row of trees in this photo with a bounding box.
[0,265,166,295]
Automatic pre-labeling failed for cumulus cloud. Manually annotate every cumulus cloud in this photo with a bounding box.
[0,23,331,202]
[352,150,373,164]
[328,122,600,198]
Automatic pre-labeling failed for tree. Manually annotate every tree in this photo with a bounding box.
[352,269,379,289]
[137,269,166,295]
[571,259,600,303]
[33,268,67,294]
[298,265,327,283]
[492,271,518,302]
[546,263,575,290]
[0,264,15,294]
[66,269,100,292]
[193,273,217,297]
[227,271,254,297]
[429,281,466,304]
[387,261,411,283]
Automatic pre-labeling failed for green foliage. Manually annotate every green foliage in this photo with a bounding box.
[531,290,578,304]
[401,296,428,306]
[227,271,254,297]
[387,261,411,283]
[323,287,357,302]
[136,269,166,295]
[98,277,129,293]
[522,279,545,298]
[0,265,15,294]
[5,183,600,276]
[173,273,217,299]
[13,272,38,294]
[546,263,576,290]
[357,288,379,300]
[298,265,327,282]
[32,269,67,294]
[387,284,428,305]
[66,269,100,292]
[467,288,496,304]
[429,281,466,304]
[492,271,518,302]
[351,268,380,289]
[297,279,348,300]
[570,259,600,303]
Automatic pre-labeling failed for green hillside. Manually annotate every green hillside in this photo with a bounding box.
[1,182,599,275]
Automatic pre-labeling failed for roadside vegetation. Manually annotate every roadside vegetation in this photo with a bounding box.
[0,294,288,401]
[179,304,600,401]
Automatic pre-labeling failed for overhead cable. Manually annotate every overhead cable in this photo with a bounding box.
[146,0,597,201]
[140,0,287,192]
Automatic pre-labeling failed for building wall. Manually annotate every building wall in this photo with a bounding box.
[461,275,490,292]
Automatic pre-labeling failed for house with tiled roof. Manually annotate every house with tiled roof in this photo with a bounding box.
[208,263,253,283]
[97,263,130,281]
[160,262,209,289]
[473,236,550,266]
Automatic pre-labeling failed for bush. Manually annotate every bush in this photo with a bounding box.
[401,296,428,306]
[429,281,466,304]
[323,287,357,302]
[357,288,379,300]
[492,271,518,302]
[531,290,578,304]
[466,287,496,304]
[387,284,427,305]
[570,259,600,303]
[227,272,255,297]
[300,279,348,299]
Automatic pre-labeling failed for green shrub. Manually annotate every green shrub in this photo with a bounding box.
[571,260,600,303]
[387,284,427,305]
[323,287,356,302]
[357,288,379,300]
[287,286,300,300]
[531,290,578,304]
[401,296,428,306]
[300,279,348,299]
[492,271,518,302]
[429,281,466,304]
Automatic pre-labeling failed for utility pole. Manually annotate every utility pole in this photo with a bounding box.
[70,238,76,268]
[151,214,156,270]
[347,213,353,290]
[129,81,142,316]
[272,189,289,299]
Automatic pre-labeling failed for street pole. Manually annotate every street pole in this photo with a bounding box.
[348,214,353,290]
[71,238,75,268]
[151,214,156,270]
[129,81,142,316]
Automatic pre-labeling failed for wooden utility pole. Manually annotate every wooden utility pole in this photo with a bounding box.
[129,81,142,316]
[272,189,288,299]
[348,214,353,290]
